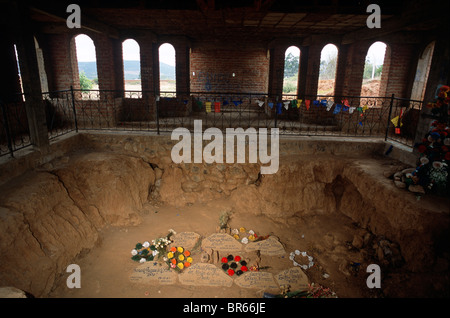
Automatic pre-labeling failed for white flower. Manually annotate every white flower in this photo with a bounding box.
[432,161,443,169]
[308,261,314,268]
[294,250,300,255]
[420,157,429,164]
[293,261,299,267]
[241,237,249,244]
[231,228,239,235]
[301,265,307,270]
[289,254,294,261]
[152,250,159,257]
[248,230,255,235]
[139,258,146,263]
[131,249,138,256]
[143,241,150,248]
[301,252,307,257]
[163,257,168,262]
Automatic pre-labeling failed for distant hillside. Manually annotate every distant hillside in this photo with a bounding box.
[78,60,175,80]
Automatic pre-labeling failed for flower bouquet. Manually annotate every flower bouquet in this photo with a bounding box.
[165,246,193,272]
[220,254,248,276]
[130,229,176,263]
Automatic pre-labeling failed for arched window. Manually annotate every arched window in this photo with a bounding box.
[283,46,300,96]
[361,41,387,96]
[122,39,141,97]
[410,41,434,102]
[13,44,25,100]
[159,43,176,95]
[73,34,98,97]
[318,44,338,96]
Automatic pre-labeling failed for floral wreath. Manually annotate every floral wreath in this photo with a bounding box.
[220,254,248,276]
[166,246,193,271]
[289,250,314,270]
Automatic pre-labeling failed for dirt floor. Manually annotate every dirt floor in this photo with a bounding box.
[48,197,390,299]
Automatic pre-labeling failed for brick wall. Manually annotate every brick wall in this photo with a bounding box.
[190,44,269,94]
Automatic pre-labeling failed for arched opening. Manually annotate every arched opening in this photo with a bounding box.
[122,39,141,96]
[361,41,387,96]
[283,46,300,96]
[73,34,98,96]
[13,44,25,100]
[318,44,338,96]
[159,43,176,95]
[410,41,435,102]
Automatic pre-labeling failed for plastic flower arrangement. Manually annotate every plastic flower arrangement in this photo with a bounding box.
[413,85,450,196]
[165,246,193,272]
[131,229,176,263]
[220,254,248,276]
[231,227,265,244]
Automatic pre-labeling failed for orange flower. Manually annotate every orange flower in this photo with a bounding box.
[184,250,191,257]
[184,262,191,268]
[171,259,177,265]
[170,247,177,252]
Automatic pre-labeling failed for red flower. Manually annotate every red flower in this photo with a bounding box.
[439,85,450,92]
[234,256,241,262]
[221,257,228,263]
[227,269,235,276]
[445,152,450,161]
[417,145,427,153]
[241,266,248,272]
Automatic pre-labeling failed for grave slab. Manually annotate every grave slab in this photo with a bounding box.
[234,271,279,290]
[178,263,233,287]
[129,261,178,285]
[170,231,201,250]
[275,267,309,290]
[201,233,243,252]
[245,236,285,256]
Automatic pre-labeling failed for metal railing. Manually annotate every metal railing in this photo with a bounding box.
[0,88,423,157]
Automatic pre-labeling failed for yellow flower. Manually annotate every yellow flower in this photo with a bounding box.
[233,234,240,240]
[167,252,174,258]
[239,227,246,233]
[178,254,185,261]
[187,257,193,263]
[177,262,184,269]
[177,246,184,253]
[249,235,255,241]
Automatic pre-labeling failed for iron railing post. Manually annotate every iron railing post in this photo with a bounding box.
[1,100,14,157]
[385,94,395,141]
[156,95,160,135]
[70,86,78,132]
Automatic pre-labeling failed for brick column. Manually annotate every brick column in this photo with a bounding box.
[11,4,49,151]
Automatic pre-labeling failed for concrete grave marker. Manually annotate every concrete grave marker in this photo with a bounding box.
[245,236,285,256]
[178,263,233,287]
[129,261,178,285]
[234,271,279,290]
[170,231,201,250]
[201,233,243,252]
[275,267,309,290]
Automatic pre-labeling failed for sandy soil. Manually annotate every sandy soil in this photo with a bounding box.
[48,198,380,299]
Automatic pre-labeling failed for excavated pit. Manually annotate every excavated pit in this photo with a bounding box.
[0,132,448,298]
